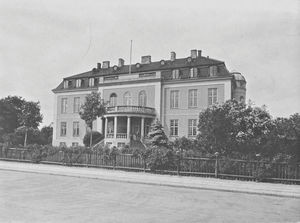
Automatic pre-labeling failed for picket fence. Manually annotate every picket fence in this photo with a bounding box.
[0,147,299,184]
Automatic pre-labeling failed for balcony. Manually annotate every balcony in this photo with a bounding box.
[106,106,156,116]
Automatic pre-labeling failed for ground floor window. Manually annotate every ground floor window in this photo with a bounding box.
[72,142,79,147]
[59,142,66,147]
[188,119,197,136]
[117,142,125,148]
[60,122,67,136]
[170,119,178,136]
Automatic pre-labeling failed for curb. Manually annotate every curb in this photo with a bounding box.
[1,164,299,199]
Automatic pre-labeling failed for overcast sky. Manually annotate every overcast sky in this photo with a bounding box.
[0,0,299,126]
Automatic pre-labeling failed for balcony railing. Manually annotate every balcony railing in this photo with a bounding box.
[106,133,114,138]
[116,133,127,139]
[106,106,156,116]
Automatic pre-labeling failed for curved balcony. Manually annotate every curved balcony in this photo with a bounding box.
[106,106,156,116]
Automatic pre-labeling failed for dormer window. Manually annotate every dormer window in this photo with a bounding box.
[113,65,118,71]
[190,68,198,78]
[172,69,180,79]
[136,63,141,68]
[88,78,94,87]
[209,66,218,77]
[63,80,68,89]
[75,79,82,88]
[160,60,165,65]
[187,57,192,63]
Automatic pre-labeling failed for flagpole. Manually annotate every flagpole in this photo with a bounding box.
[129,40,132,75]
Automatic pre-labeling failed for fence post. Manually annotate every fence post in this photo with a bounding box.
[176,150,181,176]
[214,152,219,178]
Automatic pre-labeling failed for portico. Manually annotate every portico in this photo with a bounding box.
[102,106,156,147]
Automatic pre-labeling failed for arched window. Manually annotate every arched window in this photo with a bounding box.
[138,91,147,106]
[123,92,132,106]
[110,93,117,106]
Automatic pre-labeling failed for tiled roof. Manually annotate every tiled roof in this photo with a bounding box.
[63,56,225,80]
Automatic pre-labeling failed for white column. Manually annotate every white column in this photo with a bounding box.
[104,117,108,138]
[97,118,103,134]
[114,116,117,139]
[141,117,145,138]
[127,116,131,140]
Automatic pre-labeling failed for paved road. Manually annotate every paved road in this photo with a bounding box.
[0,170,299,223]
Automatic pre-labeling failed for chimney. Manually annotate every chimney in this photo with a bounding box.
[198,50,202,57]
[118,58,125,67]
[141,55,151,64]
[102,61,110,69]
[97,63,101,69]
[170,51,176,61]
[191,49,197,59]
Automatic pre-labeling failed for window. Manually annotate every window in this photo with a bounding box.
[124,92,132,106]
[190,68,198,78]
[170,90,179,109]
[209,66,218,77]
[117,142,126,148]
[138,90,147,106]
[188,89,197,108]
[61,98,67,113]
[72,142,79,147]
[208,88,218,105]
[60,122,67,136]
[63,80,68,89]
[170,119,178,136]
[188,119,197,136]
[73,122,79,137]
[75,79,82,88]
[110,93,117,106]
[59,142,66,147]
[172,69,180,79]
[88,78,94,87]
[73,97,80,113]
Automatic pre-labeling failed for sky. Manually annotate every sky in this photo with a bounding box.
[0,0,299,127]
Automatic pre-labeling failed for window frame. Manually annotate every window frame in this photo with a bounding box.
[75,79,82,88]
[88,78,94,87]
[73,97,80,113]
[73,121,80,137]
[208,88,218,106]
[172,69,180,79]
[123,91,132,106]
[61,98,67,114]
[138,90,147,107]
[170,119,179,136]
[170,90,179,109]
[209,66,218,77]
[60,122,67,137]
[190,67,198,78]
[188,89,197,108]
[188,119,197,137]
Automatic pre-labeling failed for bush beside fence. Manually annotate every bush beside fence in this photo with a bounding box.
[0,147,299,184]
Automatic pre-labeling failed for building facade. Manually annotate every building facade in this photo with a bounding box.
[52,49,246,147]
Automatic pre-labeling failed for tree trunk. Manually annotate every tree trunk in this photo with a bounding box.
[89,124,93,148]
[24,129,28,147]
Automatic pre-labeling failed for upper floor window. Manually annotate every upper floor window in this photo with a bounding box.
[110,93,117,106]
[188,119,197,137]
[61,98,67,113]
[209,66,218,77]
[60,122,67,136]
[63,80,68,89]
[73,97,80,113]
[208,88,218,106]
[88,78,94,87]
[170,119,179,136]
[138,90,147,107]
[190,68,198,78]
[123,92,132,106]
[172,69,180,79]
[188,89,197,108]
[75,79,82,88]
[73,121,79,137]
[170,90,179,109]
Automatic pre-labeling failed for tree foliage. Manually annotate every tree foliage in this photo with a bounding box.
[147,119,169,148]
[79,92,106,147]
[83,131,104,147]
[198,100,273,155]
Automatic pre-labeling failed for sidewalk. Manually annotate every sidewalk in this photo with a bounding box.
[0,160,299,198]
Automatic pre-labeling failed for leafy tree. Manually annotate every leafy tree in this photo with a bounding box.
[83,131,104,147]
[40,125,53,145]
[79,92,106,147]
[0,96,25,136]
[197,100,273,156]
